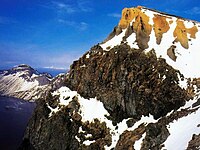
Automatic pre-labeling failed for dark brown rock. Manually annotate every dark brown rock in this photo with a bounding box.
[141,123,169,150]
[116,123,146,150]
[66,44,189,123]
[187,134,200,150]
[20,43,190,150]
[103,26,122,43]
[167,45,177,61]
[20,99,80,150]
[78,119,112,149]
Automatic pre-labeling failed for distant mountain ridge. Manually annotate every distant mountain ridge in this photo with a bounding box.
[19,6,200,150]
[0,64,66,101]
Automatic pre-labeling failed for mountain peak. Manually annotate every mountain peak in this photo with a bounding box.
[19,6,200,150]
[118,6,198,49]
[11,64,37,74]
[101,6,200,78]
[0,64,54,100]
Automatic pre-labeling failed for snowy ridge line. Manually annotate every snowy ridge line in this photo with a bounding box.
[0,64,53,100]
[162,106,200,149]
[142,7,198,23]
[161,85,200,150]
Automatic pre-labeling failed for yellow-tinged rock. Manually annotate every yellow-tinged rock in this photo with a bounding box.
[173,20,198,49]
[132,10,152,49]
[119,7,152,49]
[118,6,198,50]
[119,8,141,29]
[187,26,198,38]
[132,11,152,35]
[153,15,170,44]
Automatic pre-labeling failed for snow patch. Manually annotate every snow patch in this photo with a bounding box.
[100,29,126,50]
[86,53,90,59]
[83,140,95,145]
[48,86,158,149]
[162,106,200,150]
[134,133,146,150]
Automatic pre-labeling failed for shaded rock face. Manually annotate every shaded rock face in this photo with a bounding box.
[66,44,189,123]
[104,26,122,43]
[115,123,146,149]
[115,122,169,150]
[167,45,177,61]
[141,123,169,150]
[20,95,113,150]
[187,134,200,150]
[20,99,80,150]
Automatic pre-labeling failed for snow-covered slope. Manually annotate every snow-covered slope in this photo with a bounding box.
[0,64,52,100]
[101,6,200,78]
[45,85,200,149]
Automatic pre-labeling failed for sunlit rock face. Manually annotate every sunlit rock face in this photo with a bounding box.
[153,14,170,44]
[118,6,198,51]
[173,20,198,49]
[119,6,152,49]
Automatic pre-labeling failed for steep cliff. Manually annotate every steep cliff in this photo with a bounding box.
[20,6,200,150]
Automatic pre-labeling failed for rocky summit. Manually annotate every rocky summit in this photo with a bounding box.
[19,6,200,150]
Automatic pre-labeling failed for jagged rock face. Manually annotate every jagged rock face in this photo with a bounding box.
[115,124,146,149]
[104,26,122,43]
[187,134,200,150]
[66,44,189,123]
[19,6,200,150]
[19,100,80,150]
[20,94,113,150]
[167,45,177,61]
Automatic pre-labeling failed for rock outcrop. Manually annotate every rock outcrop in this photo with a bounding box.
[173,20,198,49]
[19,44,195,150]
[66,44,188,123]
[118,6,198,50]
[153,14,170,44]
[19,6,200,150]
[119,6,152,49]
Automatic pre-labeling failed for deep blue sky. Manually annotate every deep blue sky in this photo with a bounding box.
[0,0,200,70]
